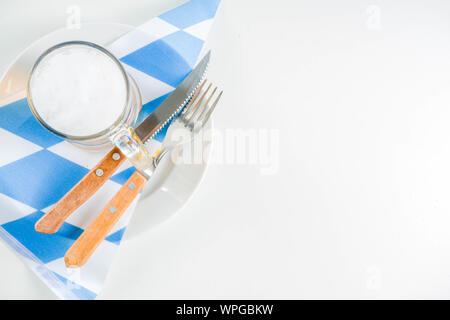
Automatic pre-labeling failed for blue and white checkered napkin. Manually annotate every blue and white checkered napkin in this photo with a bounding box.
[0,0,221,300]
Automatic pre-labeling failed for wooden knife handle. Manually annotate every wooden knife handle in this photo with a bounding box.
[64,171,147,268]
[35,147,126,234]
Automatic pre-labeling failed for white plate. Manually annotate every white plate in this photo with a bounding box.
[0,23,212,239]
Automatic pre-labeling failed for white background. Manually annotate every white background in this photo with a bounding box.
[2,0,450,299]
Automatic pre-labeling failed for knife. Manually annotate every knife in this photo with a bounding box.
[35,51,210,235]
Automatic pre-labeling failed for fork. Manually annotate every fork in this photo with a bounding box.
[153,79,223,166]
[64,80,223,267]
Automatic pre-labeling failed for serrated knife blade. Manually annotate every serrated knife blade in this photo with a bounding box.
[133,51,210,143]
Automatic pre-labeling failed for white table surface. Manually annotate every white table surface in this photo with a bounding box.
[2,0,450,299]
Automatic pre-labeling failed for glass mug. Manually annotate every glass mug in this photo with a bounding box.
[27,41,153,176]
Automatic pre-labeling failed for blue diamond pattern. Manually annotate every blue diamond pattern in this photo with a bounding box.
[121,32,196,87]
[0,99,63,148]
[110,167,136,185]
[52,272,97,300]
[161,31,205,68]
[105,227,126,245]
[0,150,89,210]
[1,211,83,264]
[159,0,221,29]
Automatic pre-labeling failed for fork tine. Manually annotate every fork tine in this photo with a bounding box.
[191,86,217,123]
[201,90,223,126]
[185,82,212,121]
[182,79,206,118]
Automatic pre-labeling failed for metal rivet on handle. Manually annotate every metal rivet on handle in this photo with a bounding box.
[112,153,121,161]
[128,182,136,190]
[109,206,117,214]
[95,169,104,177]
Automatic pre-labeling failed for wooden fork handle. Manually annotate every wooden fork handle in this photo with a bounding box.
[65,171,147,268]
[35,147,126,234]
